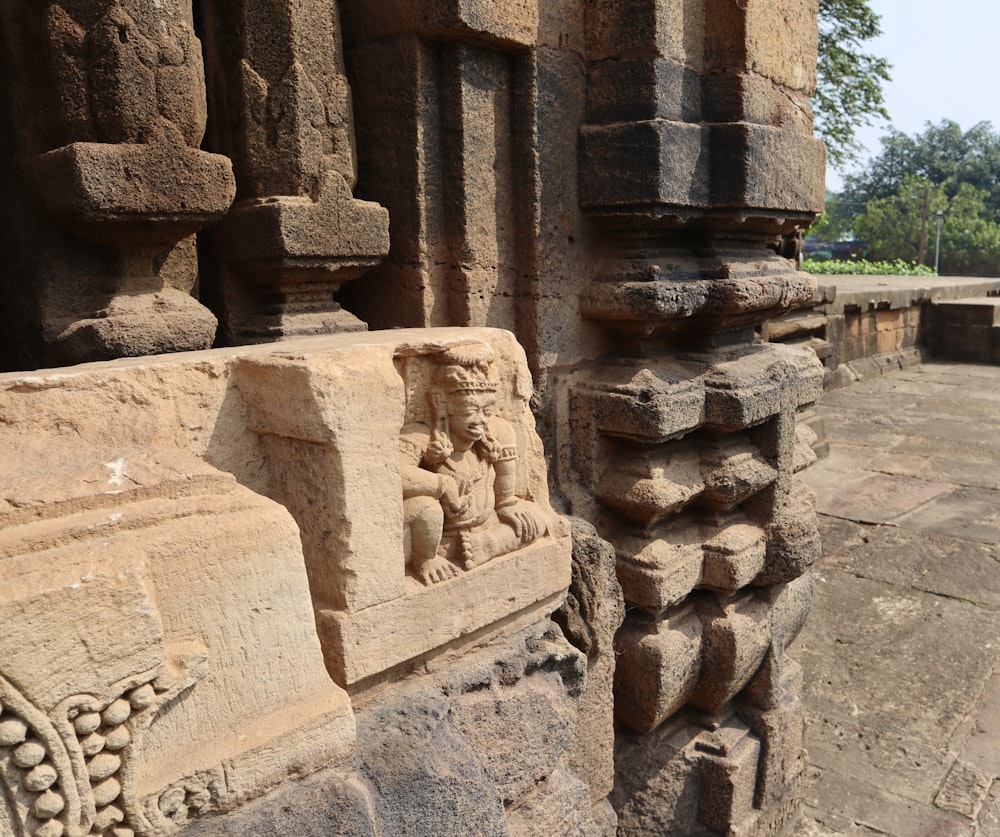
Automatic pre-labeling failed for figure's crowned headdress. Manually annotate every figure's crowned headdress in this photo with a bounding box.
[432,342,497,394]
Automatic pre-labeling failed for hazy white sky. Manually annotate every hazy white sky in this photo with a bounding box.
[826,0,999,191]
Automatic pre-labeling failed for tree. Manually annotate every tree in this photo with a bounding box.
[843,120,1000,220]
[851,175,946,263]
[815,0,892,170]
[805,192,854,242]
[850,174,1000,274]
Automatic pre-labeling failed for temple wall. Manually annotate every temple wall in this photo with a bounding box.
[0,1,827,834]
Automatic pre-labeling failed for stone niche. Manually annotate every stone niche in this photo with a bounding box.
[0,327,571,836]
[233,328,573,692]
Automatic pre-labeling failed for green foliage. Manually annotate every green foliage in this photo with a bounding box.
[801,258,936,276]
[843,120,1000,219]
[805,193,854,241]
[815,0,892,170]
[849,173,1000,274]
[827,122,1000,275]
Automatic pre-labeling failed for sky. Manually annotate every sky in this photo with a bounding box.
[826,0,1000,192]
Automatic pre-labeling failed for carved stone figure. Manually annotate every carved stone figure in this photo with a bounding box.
[400,342,552,585]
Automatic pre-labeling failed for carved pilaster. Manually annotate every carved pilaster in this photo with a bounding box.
[570,0,827,832]
[198,0,389,342]
[337,0,540,346]
[0,0,235,365]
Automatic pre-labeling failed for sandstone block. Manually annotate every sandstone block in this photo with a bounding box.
[586,57,700,125]
[342,0,539,47]
[0,442,354,837]
[614,605,704,733]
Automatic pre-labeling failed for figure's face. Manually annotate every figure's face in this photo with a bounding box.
[448,394,493,445]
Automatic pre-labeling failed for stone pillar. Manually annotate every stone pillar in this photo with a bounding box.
[0,0,236,366]
[565,0,827,833]
[198,0,390,343]
[337,1,540,341]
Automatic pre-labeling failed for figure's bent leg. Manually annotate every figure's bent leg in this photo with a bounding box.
[404,496,458,584]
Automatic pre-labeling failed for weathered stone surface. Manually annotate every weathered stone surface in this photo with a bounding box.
[0,0,834,834]
[181,769,378,837]
[0,327,572,835]
[0,375,356,836]
[612,707,804,837]
[351,620,588,835]
[554,519,624,804]
[188,623,591,837]
[198,0,390,342]
[0,0,234,365]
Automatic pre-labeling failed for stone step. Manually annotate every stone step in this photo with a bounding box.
[928,296,1000,363]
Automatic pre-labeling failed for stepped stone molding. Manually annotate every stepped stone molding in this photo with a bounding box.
[544,1,828,832]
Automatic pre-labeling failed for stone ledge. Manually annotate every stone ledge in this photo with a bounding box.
[317,535,572,689]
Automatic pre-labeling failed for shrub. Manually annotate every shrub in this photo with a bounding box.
[801,258,936,276]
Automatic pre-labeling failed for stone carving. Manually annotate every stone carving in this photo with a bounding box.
[44,0,206,148]
[0,0,237,364]
[198,0,389,342]
[400,342,554,584]
[0,656,204,837]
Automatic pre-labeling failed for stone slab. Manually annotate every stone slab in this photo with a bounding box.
[791,571,1000,803]
[816,527,1000,610]
[898,486,1000,544]
[318,536,572,688]
[809,472,953,524]
[792,767,971,837]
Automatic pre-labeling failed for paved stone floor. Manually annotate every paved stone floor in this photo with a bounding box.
[791,361,1000,836]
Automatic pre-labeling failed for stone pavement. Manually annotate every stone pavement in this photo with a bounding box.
[790,360,1000,836]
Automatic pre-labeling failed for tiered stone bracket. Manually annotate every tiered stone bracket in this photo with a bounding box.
[551,0,829,832]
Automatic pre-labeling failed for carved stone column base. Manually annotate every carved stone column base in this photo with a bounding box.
[48,287,218,362]
[34,142,236,361]
[214,172,389,342]
[37,142,236,243]
[580,239,817,341]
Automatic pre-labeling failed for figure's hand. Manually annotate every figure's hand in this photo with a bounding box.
[497,500,547,543]
[440,475,470,516]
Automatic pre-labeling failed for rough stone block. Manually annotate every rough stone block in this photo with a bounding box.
[38,143,235,243]
[232,344,407,612]
[711,122,825,213]
[579,120,711,209]
[615,536,706,613]
[351,621,587,835]
[586,57,700,124]
[584,0,700,63]
[555,520,626,804]
[690,591,772,713]
[342,0,539,47]
[611,715,705,836]
[695,720,761,833]
[614,605,703,733]
[579,250,818,336]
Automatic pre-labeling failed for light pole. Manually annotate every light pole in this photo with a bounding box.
[934,210,944,274]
